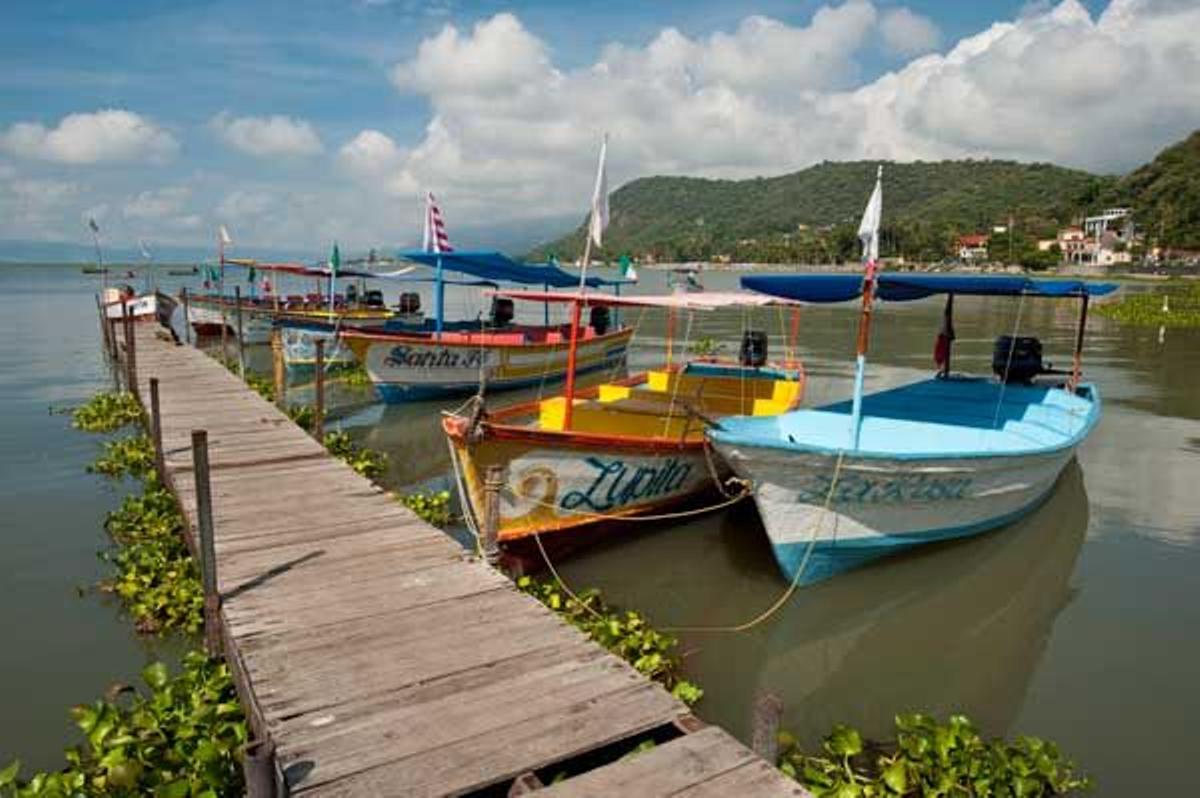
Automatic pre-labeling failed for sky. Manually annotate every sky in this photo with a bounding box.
[1,0,1198,256]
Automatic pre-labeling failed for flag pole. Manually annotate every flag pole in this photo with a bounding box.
[849,165,882,450]
[91,222,106,293]
[563,135,607,430]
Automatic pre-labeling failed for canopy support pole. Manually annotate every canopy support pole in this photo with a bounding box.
[543,282,550,327]
[435,254,445,340]
[1070,293,1090,390]
[564,232,596,431]
[849,275,876,450]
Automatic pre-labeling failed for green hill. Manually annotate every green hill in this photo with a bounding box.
[1101,130,1200,251]
[533,158,1112,264]
[536,131,1200,264]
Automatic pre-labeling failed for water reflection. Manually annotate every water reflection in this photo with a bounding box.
[559,460,1088,748]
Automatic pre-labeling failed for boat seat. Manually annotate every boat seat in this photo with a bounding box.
[536,395,707,440]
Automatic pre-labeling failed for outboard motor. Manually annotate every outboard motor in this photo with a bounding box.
[992,335,1044,384]
[397,292,420,313]
[589,305,610,335]
[490,297,515,327]
[740,330,768,368]
[345,283,358,304]
[364,289,385,308]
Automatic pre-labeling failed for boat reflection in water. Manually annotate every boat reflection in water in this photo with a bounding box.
[711,460,1087,745]
[558,459,1088,749]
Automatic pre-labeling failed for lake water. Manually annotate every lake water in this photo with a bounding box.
[2,264,1197,794]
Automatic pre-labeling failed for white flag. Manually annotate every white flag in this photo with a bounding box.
[88,217,100,234]
[588,134,609,249]
[218,225,233,247]
[857,165,882,265]
[138,239,152,260]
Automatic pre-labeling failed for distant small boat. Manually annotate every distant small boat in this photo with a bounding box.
[168,267,199,276]
[711,272,1115,586]
[82,266,108,275]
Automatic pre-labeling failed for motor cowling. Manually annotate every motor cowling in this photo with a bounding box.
[397,292,420,313]
[740,330,768,368]
[590,305,610,335]
[993,335,1044,384]
[490,297,515,327]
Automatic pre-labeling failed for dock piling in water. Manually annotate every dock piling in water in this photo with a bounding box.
[235,285,246,379]
[122,304,138,400]
[750,691,784,764]
[271,328,286,409]
[181,287,191,345]
[483,464,504,565]
[242,738,277,798]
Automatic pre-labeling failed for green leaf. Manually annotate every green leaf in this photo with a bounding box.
[0,760,20,787]
[156,778,191,798]
[825,724,863,758]
[881,761,907,794]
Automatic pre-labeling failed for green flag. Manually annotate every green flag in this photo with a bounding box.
[618,254,638,282]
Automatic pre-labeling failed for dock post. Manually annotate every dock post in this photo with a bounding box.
[243,738,277,798]
[192,430,222,657]
[482,465,504,566]
[235,286,246,379]
[271,328,286,409]
[314,339,325,441]
[220,295,229,367]
[181,287,192,345]
[122,304,138,399]
[149,378,164,474]
[750,691,783,765]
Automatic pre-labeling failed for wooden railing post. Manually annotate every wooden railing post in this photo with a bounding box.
[482,465,504,566]
[313,339,325,441]
[181,286,192,345]
[220,294,229,366]
[750,691,784,765]
[149,378,164,474]
[271,328,286,409]
[192,430,222,656]
[235,285,246,379]
[242,738,277,798]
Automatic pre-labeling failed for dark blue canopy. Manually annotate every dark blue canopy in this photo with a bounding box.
[741,273,1119,303]
[398,250,629,289]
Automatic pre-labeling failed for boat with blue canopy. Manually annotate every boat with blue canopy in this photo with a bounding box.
[340,250,635,402]
[707,168,1117,586]
[711,271,1116,586]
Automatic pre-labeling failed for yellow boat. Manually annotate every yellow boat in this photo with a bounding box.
[443,289,806,565]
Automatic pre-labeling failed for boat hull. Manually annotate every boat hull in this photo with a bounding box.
[448,428,718,544]
[715,440,1077,585]
[104,293,159,322]
[348,328,633,403]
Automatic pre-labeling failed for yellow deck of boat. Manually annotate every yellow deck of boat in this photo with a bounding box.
[115,323,807,797]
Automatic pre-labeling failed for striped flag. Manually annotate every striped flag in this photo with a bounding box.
[422,192,453,253]
[88,217,100,234]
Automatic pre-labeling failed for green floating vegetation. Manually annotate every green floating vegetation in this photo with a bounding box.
[0,654,247,797]
[101,477,202,635]
[398,489,453,527]
[72,392,142,433]
[88,434,156,480]
[323,430,389,480]
[1095,284,1200,327]
[332,361,372,389]
[516,576,703,706]
[779,713,1090,797]
[285,403,323,434]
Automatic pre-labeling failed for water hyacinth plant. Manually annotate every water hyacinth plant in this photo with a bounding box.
[0,654,247,797]
[72,392,142,432]
[516,576,703,706]
[778,713,1090,797]
[100,477,202,635]
[399,489,454,527]
[323,430,388,480]
[1095,283,1200,327]
[87,434,156,480]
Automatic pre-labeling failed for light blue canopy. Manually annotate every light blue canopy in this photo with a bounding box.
[398,250,630,289]
[741,273,1119,303]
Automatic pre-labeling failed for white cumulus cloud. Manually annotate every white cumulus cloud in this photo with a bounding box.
[352,0,1200,225]
[124,186,191,219]
[879,7,941,55]
[210,112,324,157]
[0,109,177,164]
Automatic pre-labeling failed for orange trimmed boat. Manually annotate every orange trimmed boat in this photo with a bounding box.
[443,289,806,561]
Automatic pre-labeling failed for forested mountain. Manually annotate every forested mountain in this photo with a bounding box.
[533,132,1199,264]
[1101,130,1200,251]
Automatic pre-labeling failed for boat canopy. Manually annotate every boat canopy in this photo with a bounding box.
[223,259,408,279]
[488,289,802,310]
[741,273,1119,303]
[398,250,630,289]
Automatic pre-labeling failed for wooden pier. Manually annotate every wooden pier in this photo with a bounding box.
[114,320,804,797]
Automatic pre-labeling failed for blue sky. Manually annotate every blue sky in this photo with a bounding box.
[0,0,1194,255]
